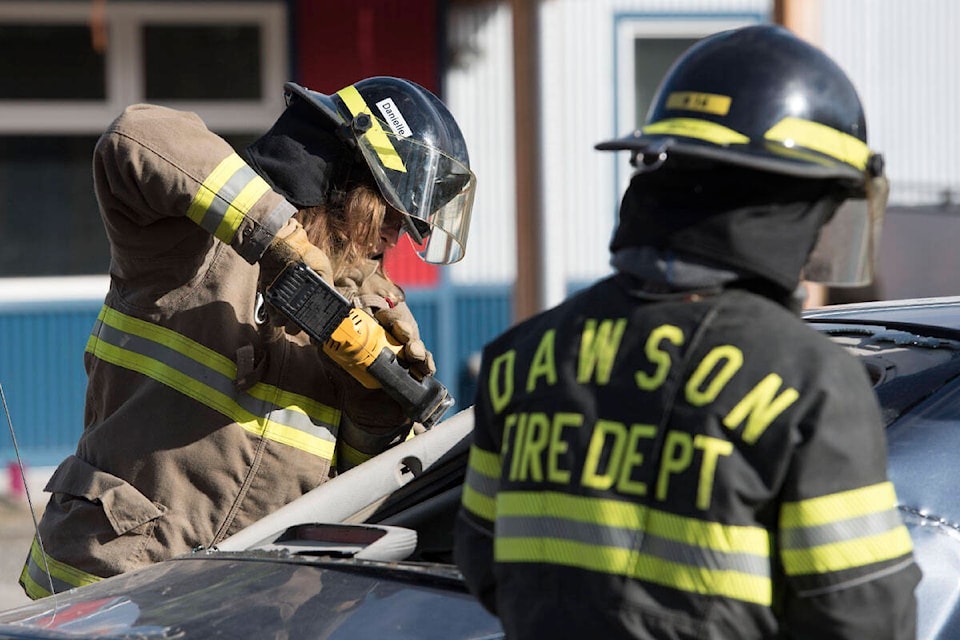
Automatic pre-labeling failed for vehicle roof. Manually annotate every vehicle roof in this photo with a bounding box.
[804,295,960,331]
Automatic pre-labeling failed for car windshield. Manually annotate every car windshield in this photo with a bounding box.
[808,319,960,426]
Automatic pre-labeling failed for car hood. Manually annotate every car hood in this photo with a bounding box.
[0,553,503,640]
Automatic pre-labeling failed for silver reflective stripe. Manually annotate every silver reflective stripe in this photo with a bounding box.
[465,466,499,500]
[21,537,101,598]
[193,164,259,236]
[780,507,905,550]
[497,514,770,577]
[187,153,271,248]
[88,307,338,459]
[24,554,74,596]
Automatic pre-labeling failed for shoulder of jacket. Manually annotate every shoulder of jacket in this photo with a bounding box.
[106,103,207,137]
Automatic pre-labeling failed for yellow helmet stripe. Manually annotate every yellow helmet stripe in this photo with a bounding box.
[764,116,870,170]
[336,85,407,173]
[642,117,750,146]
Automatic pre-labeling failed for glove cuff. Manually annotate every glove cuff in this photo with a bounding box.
[335,417,412,472]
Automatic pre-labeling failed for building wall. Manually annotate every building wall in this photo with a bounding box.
[0,0,503,468]
[446,0,960,303]
[294,0,441,95]
[445,2,518,286]
[539,0,770,306]
[820,0,960,208]
[443,0,772,306]
[293,0,444,287]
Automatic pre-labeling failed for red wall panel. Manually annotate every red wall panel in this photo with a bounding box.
[294,0,441,286]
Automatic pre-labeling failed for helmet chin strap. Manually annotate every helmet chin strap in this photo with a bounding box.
[402,215,429,244]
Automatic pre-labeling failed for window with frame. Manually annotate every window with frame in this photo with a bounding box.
[0,1,288,277]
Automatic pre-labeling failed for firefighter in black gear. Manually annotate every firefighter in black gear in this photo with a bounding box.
[453,25,920,639]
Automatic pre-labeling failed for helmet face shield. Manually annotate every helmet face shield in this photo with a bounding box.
[802,175,888,286]
[352,124,476,264]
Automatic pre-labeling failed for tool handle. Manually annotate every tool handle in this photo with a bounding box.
[367,350,455,428]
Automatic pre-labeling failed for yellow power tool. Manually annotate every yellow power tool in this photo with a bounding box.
[265,263,454,428]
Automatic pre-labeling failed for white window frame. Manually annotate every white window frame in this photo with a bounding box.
[0,1,288,134]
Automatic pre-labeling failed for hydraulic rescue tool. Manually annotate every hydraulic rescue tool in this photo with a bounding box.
[265,262,454,428]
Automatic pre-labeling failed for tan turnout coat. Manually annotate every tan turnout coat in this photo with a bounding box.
[20,104,408,598]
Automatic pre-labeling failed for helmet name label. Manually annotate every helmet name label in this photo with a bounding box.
[666,91,731,116]
[376,98,412,138]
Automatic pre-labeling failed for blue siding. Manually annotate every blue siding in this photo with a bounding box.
[399,285,513,412]
[0,303,100,467]
[0,289,513,469]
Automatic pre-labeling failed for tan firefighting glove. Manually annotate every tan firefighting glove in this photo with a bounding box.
[372,301,435,378]
[262,217,333,284]
[334,262,436,379]
[261,217,333,334]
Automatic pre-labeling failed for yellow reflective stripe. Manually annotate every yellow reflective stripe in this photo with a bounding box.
[187,153,272,245]
[95,306,338,427]
[495,535,771,605]
[336,425,423,470]
[467,445,501,478]
[214,173,271,243]
[247,384,340,427]
[781,482,898,527]
[781,526,914,575]
[250,395,336,454]
[463,482,497,522]
[463,446,500,521]
[780,482,913,575]
[494,491,771,603]
[642,117,750,145]
[21,537,102,599]
[99,306,233,378]
[188,153,246,230]
[336,85,406,172]
[87,306,337,460]
[498,491,768,553]
[764,116,870,170]
[336,439,373,470]
[87,337,335,457]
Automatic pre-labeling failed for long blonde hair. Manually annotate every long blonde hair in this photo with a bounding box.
[259,183,388,345]
[297,183,387,278]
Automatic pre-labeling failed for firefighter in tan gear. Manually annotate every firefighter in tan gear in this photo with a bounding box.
[454,26,920,639]
[20,76,476,599]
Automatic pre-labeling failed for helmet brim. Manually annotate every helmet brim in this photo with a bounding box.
[283,82,345,129]
[596,132,864,183]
